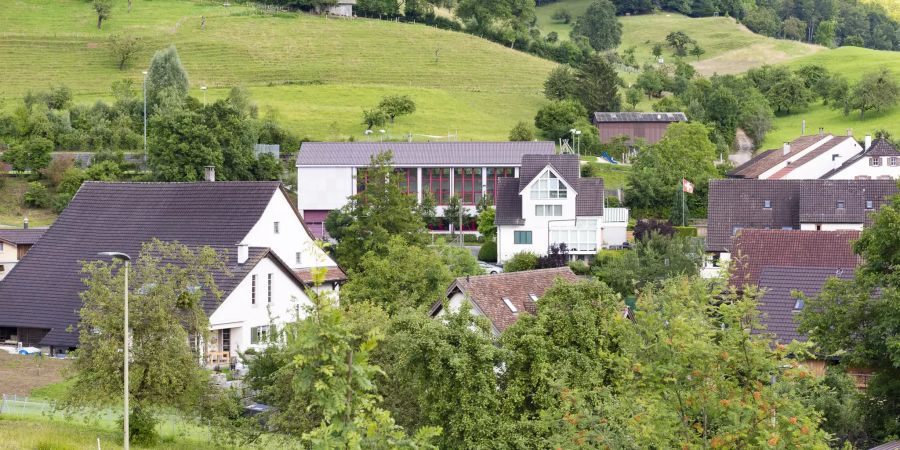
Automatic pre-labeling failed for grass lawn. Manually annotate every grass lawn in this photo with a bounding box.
[0,0,555,142]
[582,160,631,190]
[0,175,59,228]
[0,417,223,450]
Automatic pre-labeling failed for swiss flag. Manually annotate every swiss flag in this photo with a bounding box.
[682,178,694,194]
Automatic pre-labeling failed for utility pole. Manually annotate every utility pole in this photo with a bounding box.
[142,71,148,156]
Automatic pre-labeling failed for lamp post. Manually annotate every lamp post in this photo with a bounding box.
[379,129,386,142]
[97,251,132,450]
[142,71,148,156]
[364,129,373,141]
[575,130,582,156]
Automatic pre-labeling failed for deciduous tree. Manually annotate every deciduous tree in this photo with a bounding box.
[570,0,621,52]
[93,0,112,29]
[109,34,143,70]
[844,67,900,119]
[378,95,416,123]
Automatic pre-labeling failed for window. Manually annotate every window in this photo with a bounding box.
[732,226,743,236]
[251,275,257,305]
[550,228,598,252]
[890,157,898,167]
[396,168,418,195]
[870,157,882,167]
[454,167,482,205]
[514,231,532,244]
[856,175,872,180]
[485,167,515,204]
[250,325,269,345]
[0,265,4,272]
[866,200,874,209]
[267,273,273,303]
[295,252,301,264]
[535,204,563,216]
[836,201,845,209]
[528,293,539,302]
[763,200,772,209]
[273,222,280,234]
[0,243,4,251]
[530,171,567,199]
[878,175,893,180]
[221,329,230,352]
[423,168,452,205]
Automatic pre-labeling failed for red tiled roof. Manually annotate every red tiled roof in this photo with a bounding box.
[730,229,861,289]
[295,266,347,284]
[432,267,580,333]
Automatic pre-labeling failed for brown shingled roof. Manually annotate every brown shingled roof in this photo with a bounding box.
[430,267,580,333]
[295,266,348,284]
[730,229,860,289]
[728,135,828,179]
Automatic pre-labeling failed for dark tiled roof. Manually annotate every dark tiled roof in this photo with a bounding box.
[730,229,860,289]
[767,136,851,180]
[494,178,524,226]
[431,267,580,333]
[576,178,604,216]
[799,179,897,224]
[755,266,854,343]
[592,112,687,123]
[870,441,900,450]
[296,142,556,167]
[707,179,803,252]
[0,229,47,245]
[0,181,284,348]
[295,266,348,284]
[518,154,581,192]
[728,135,827,179]
[822,138,900,178]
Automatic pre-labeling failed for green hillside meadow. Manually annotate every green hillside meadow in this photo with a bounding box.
[0,0,556,141]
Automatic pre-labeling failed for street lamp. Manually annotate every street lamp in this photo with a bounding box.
[142,71,148,156]
[200,86,207,105]
[364,129,373,141]
[97,251,132,450]
[379,129,386,142]
[575,130,582,156]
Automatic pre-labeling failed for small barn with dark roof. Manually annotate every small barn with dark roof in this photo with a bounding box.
[0,181,342,358]
[429,267,580,335]
[592,112,687,145]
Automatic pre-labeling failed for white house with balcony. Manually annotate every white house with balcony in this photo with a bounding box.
[494,154,628,263]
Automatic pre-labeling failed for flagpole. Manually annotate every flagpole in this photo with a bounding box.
[681,177,686,227]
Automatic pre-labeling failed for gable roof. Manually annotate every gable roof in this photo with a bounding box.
[430,267,580,333]
[730,229,860,289]
[0,228,47,246]
[822,137,900,178]
[0,181,287,348]
[707,179,897,252]
[728,135,829,179]
[799,179,897,224]
[755,266,854,344]
[296,142,556,167]
[767,136,851,180]
[517,154,581,192]
[592,112,687,123]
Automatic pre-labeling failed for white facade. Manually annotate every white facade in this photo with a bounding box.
[758,136,862,180]
[0,242,19,281]
[826,155,900,180]
[495,166,624,264]
[297,167,355,213]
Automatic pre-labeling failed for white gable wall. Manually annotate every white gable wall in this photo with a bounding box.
[242,189,337,270]
[296,167,355,213]
[781,138,862,179]
[826,156,900,180]
[209,257,313,355]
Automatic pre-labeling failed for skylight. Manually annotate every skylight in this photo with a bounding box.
[502,297,517,313]
[528,293,539,302]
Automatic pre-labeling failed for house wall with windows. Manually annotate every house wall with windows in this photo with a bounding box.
[0,241,18,281]
[208,257,312,357]
[826,155,900,180]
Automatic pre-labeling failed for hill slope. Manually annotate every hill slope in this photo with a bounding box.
[0,0,556,141]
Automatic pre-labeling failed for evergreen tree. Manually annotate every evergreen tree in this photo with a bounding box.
[574,54,622,114]
[145,46,189,110]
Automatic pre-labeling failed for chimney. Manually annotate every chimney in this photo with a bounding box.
[818,127,824,136]
[847,128,853,137]
[783,142,791,155]
[204,166,215,182]
[865,134,872,150]
[237,244,249,264]
[23,217,28,229]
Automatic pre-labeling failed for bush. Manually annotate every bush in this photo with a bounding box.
[51,192,74,214]
[125,407,159,447]
[633,219,675,242]
[43,155,75,187]
[606,196,621,207]
[673,226,697,238]
[478,240,497,262]
[568,259,591,275]
[58,167,86,196]
[504,251,539,273]
[23,181,50,208]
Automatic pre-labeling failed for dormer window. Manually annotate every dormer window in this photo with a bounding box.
[870,157,882,167]
[763,200,771,209]
[836,201,845,209]
[531,171,567,199]
[866,200,874,209]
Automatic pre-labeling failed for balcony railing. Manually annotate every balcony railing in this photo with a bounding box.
[603,207,629,223]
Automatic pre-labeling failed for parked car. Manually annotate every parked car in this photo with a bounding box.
[479,262,503,275]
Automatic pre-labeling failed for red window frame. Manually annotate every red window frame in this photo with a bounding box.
[454,168,482,205]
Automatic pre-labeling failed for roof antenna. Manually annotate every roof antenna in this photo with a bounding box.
[466,275,470,282]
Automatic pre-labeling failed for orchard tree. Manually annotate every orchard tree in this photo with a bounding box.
[769,76,814,114]
[664,31,695,57]
[571,0,621,52]
[378,95,416,123]
[62,240,225,445]
[508,120,535,141]
[93,0,112,29]
[109,34,143,70]
[844,67,900,119]
[625,87,641,110]
[2,136,54,174]
[362,108,387,129]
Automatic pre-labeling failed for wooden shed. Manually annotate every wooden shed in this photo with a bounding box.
[593,112,687,146]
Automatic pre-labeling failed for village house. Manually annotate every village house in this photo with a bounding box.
[494,154,628,263]
[0,180,344,360]
[428,267,580,336]
[592,111,687,146]
[823,137,900,180]
[0,225,46,281]
[295,141,557,238]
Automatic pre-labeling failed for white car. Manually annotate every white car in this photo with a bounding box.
[479,262,503,275]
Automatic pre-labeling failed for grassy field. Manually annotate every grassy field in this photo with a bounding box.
[0,0,555,142]
[0,418,222,450]
[534,3,822,77]
[0,176,59,228]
